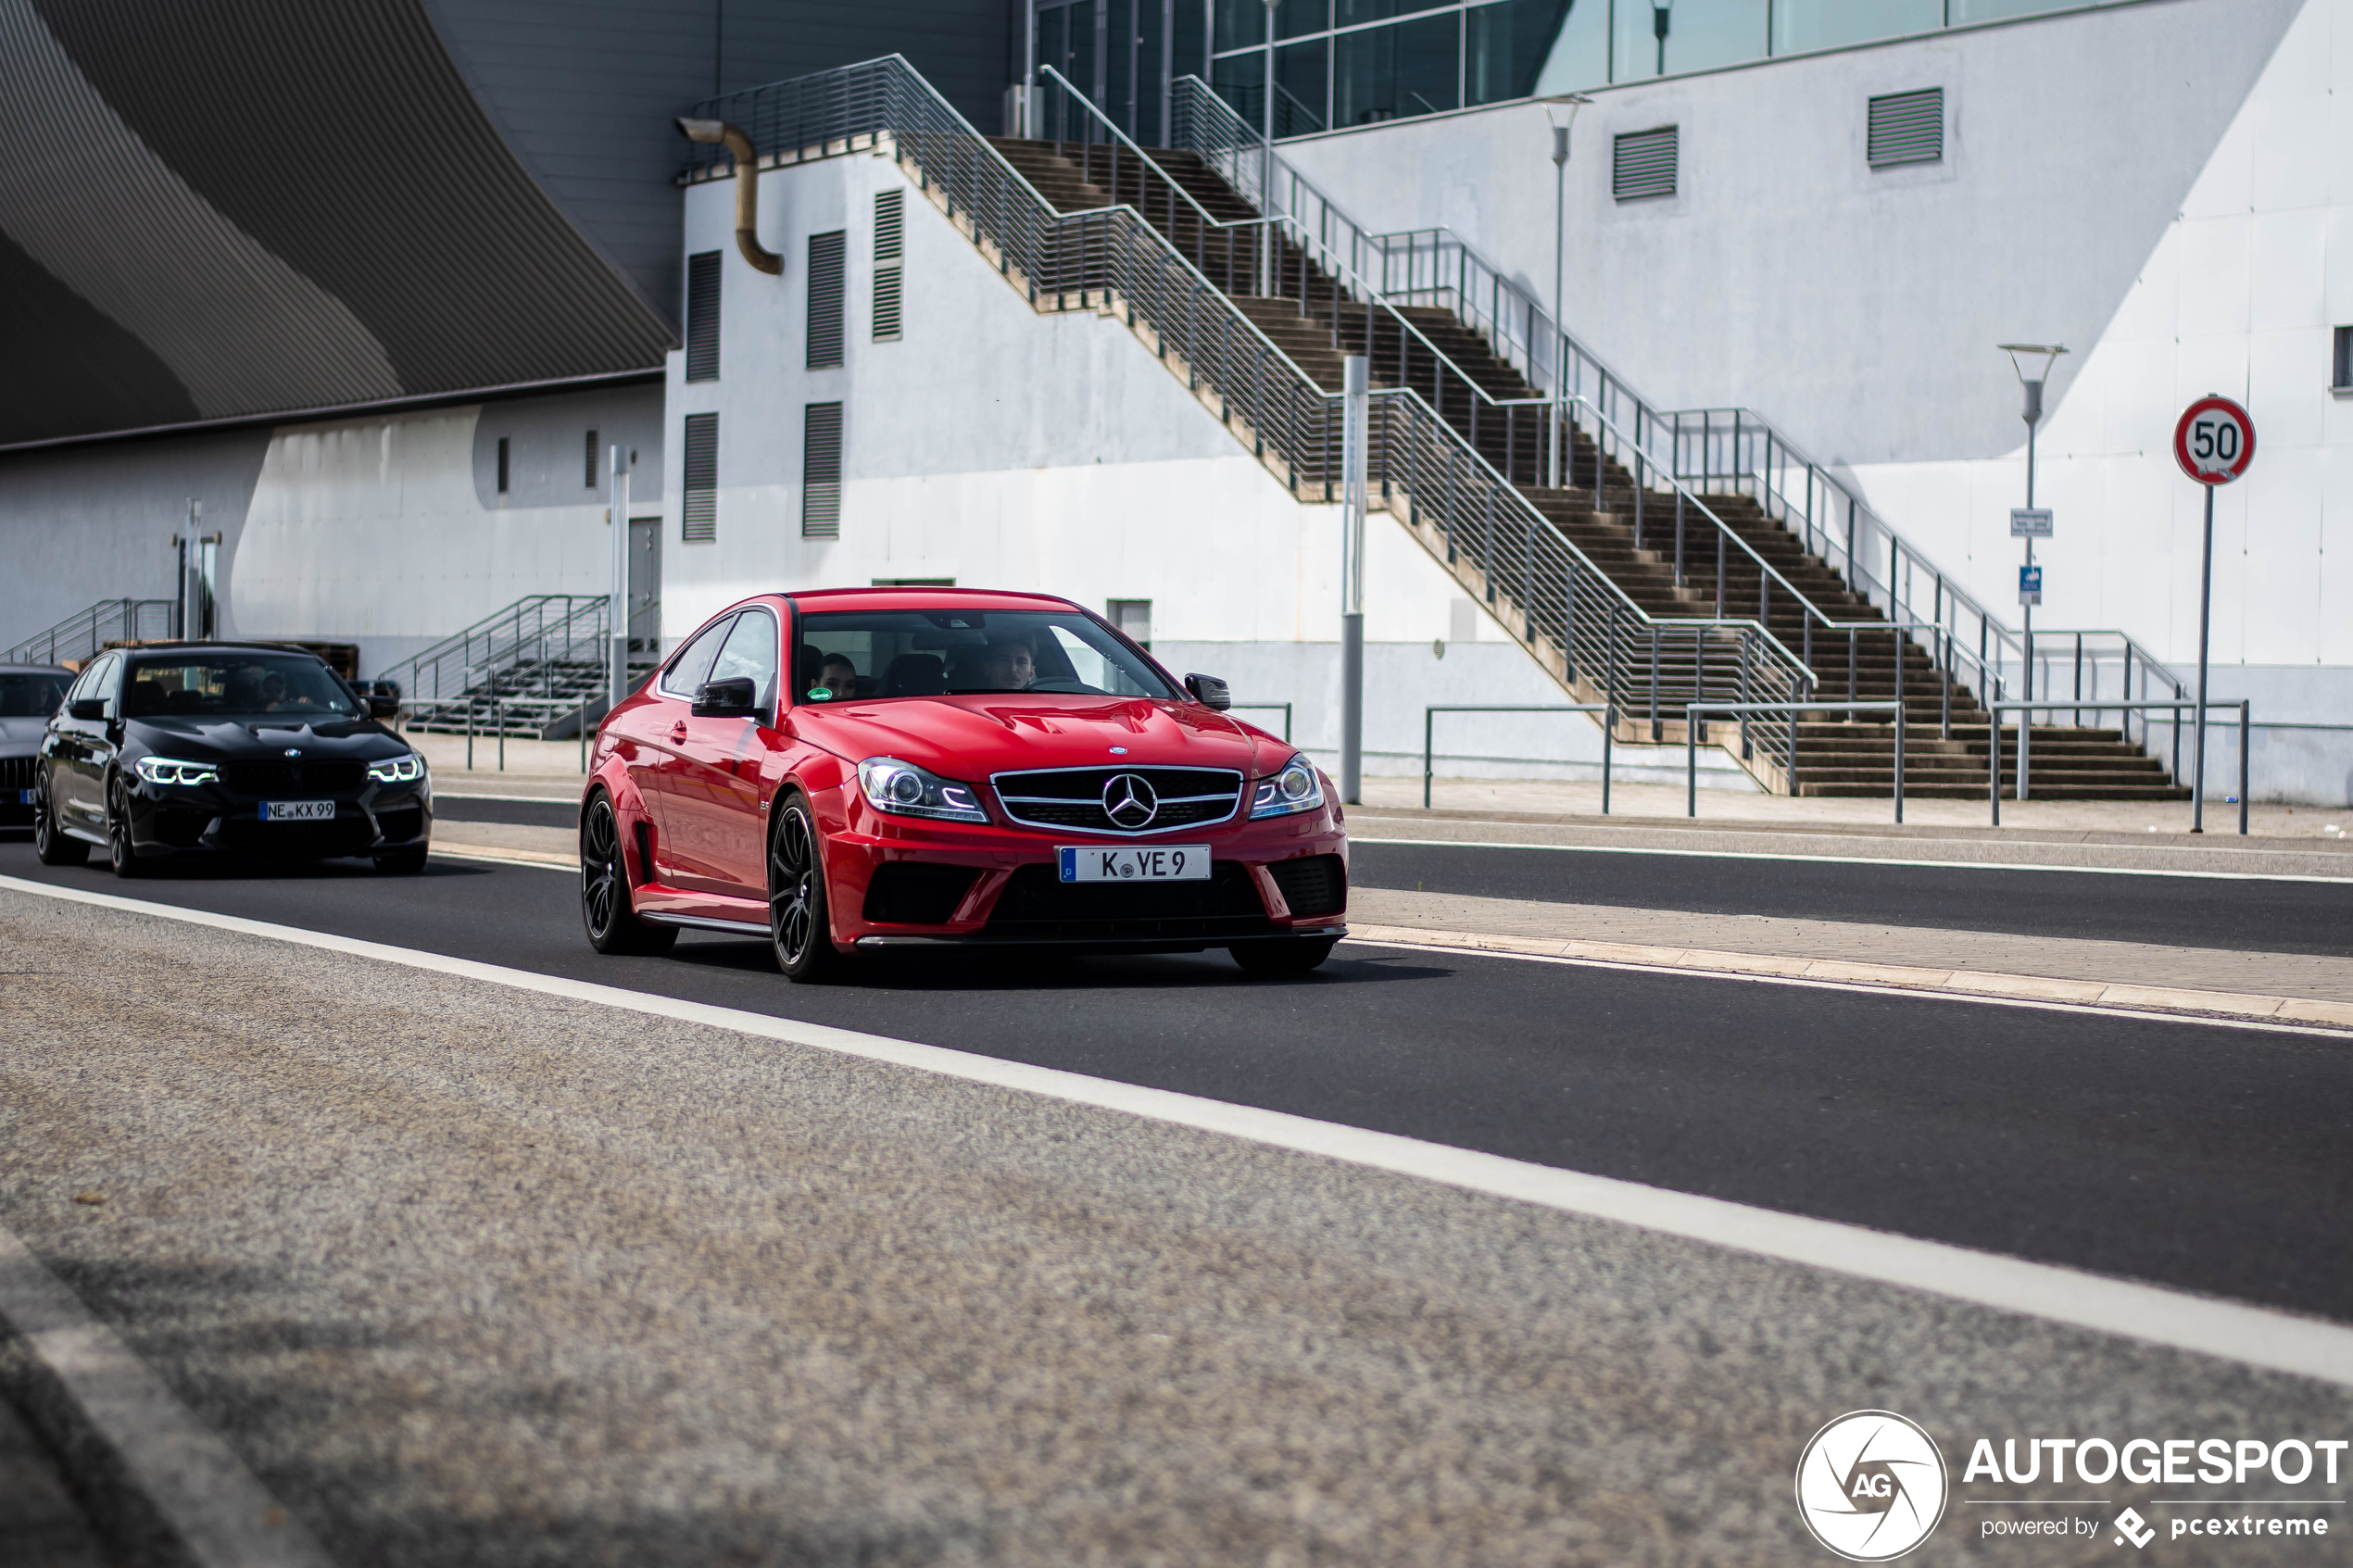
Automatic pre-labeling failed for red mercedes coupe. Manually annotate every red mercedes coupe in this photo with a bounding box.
[579,587,1347,980]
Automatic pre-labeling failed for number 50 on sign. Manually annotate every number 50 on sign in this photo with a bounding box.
[2174,395,2255,484]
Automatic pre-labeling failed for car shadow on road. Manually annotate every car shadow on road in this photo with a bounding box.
[661,939,1453,992]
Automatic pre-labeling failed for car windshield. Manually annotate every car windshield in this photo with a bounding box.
[122,654,359,719]
[797,609,1180,703]
[0,671,69,717]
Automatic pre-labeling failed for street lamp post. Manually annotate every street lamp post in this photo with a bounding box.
[1653,0,1672,75]
[1259,0,1277,297]
[1998,342,2066,799]
[1547,94,1593,491]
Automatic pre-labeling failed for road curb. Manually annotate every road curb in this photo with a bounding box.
[0,1225,334,1568]
[1347,923,2353,1033]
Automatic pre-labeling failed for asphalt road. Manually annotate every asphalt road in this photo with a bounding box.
[428,795,2353,955]
[5,837,2348,1325]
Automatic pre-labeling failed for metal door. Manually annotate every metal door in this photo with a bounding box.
[627,516,662,658]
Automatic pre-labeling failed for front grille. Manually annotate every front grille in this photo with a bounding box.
[219,810,374,857]
[863,861,979,924]
[1267,854,1346,918]
[220,761,366,797]
[992,767,1242,835]
[0,756,34,791]
[374,805,425,844]
[982,860,1269,942]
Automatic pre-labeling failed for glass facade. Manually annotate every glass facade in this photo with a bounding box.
[1194,0,2135,137]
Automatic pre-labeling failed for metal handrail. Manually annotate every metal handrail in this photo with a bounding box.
[4,598,178,665]
[1985,700,2250,834]
[1686,701,1906,823]
[1424,704,1613,812]
[1227,700,1292,741]
[1167,78,2183,752]
[375,594,615,736]
[684,56,1822,765]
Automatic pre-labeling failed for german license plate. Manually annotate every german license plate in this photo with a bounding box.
[259,800,336,822]
[1059,845,1211,883]
[14,789,31,805]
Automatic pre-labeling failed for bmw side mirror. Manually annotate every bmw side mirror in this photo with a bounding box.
[368,694,400,720]
[68,697,105,721]
[692,676,759,718]
[1184,673,1230,711]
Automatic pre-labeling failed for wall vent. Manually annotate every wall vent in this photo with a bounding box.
[1613,127,1677,202]
[808,231,846,368]
[495,436,510,494]
[874,190,904,342]
[584,429,598,489]
[1868,89,1943,168]
[685,251,722,383]
[2334,326,2352,391]
[803,402,843,538]
[682,412,718,544]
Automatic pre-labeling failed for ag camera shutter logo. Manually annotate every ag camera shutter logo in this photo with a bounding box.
[1795,1411,1949,1561]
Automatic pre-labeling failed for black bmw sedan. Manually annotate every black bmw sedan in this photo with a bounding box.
[33,643,432,876]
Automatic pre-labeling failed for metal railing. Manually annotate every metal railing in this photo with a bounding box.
[1988,700,2249,833]
[5,598,178,666]
[1227,701,1292,741]
[1425,704,1613,812]
[685,56,1818,776]
[1687,701,1906,822]
[1164,76,2184,769]
[374,595,616,738]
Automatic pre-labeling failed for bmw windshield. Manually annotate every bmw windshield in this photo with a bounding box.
[122,654,359,719]
[794,610,1180,704]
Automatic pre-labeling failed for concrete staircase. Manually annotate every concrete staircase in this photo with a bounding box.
[990,133,2184,800]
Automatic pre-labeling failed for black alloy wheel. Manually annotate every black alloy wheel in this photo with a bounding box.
[31,769,87,867]
[106,774,146,879]
[769,797,849,983]
[580,793,675,955]
[1228,936,1338,976]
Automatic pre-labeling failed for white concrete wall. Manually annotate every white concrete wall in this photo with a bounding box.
[654,149,1755,782]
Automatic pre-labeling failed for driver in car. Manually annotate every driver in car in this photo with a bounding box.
[809,652,859,701]
[976,633,1036,692]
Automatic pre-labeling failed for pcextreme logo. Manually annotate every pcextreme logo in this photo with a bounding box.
[1796,1411,1951,1562]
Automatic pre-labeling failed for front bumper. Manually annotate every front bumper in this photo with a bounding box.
[820,781,1348,954]
[122,781,432,859]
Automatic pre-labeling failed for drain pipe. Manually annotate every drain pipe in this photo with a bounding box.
[675,119,783,275]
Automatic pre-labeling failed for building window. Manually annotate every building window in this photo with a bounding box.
[2334,327,2353,393]
[683,413,718,544]
[1613,126,1677,201]
[1107,599,1152,648]
[873,191,904,343]
[1867,88,1943,168]
[808,231,846,369]
[585,429,599,488]
[496,436,510,494]
[685,251,722,383]
[803,402,843,538]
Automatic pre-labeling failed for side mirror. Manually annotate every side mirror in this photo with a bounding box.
[692,676,759,718]
[1184,673,1231,711]
[368,694,401,720]
[68,697,105,721]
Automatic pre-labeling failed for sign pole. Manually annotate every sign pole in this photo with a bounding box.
[609,445,631,712]
[2193,483,2214,834]
[1340,355,1368,805]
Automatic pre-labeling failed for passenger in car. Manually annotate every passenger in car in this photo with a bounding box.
[975,633,1036,692]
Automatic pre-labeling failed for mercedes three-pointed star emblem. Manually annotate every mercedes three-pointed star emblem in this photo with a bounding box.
[1100,772,1159,830]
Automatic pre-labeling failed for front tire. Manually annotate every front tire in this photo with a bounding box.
[1229,936,1337,975]
[580,793,675,955]
[769,797,853,983]
[107,775,147,878]
[32,771,87,867]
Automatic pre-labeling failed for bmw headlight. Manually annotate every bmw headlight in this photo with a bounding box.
[367,753,426,784]
[858,757,988,823]
[1250,753,1326,819]
[134,756,219,786]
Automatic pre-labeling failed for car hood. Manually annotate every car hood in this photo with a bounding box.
[0,715,48,751]
[792,696,1290,781]
[123,716,409,760]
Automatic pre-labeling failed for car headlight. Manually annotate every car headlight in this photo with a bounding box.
[133,756,219,786]
[1250,752,1326,819]
[367,753,426,784]
[858,757,988,823]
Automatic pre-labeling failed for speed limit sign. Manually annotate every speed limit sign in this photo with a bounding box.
[2174,395,2255,484]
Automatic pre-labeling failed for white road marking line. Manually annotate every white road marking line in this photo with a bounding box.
[1340,935,2353,1041]
[6,872,2353,1388]
[0,1225,334,1568]
[1351,834,2353,884]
